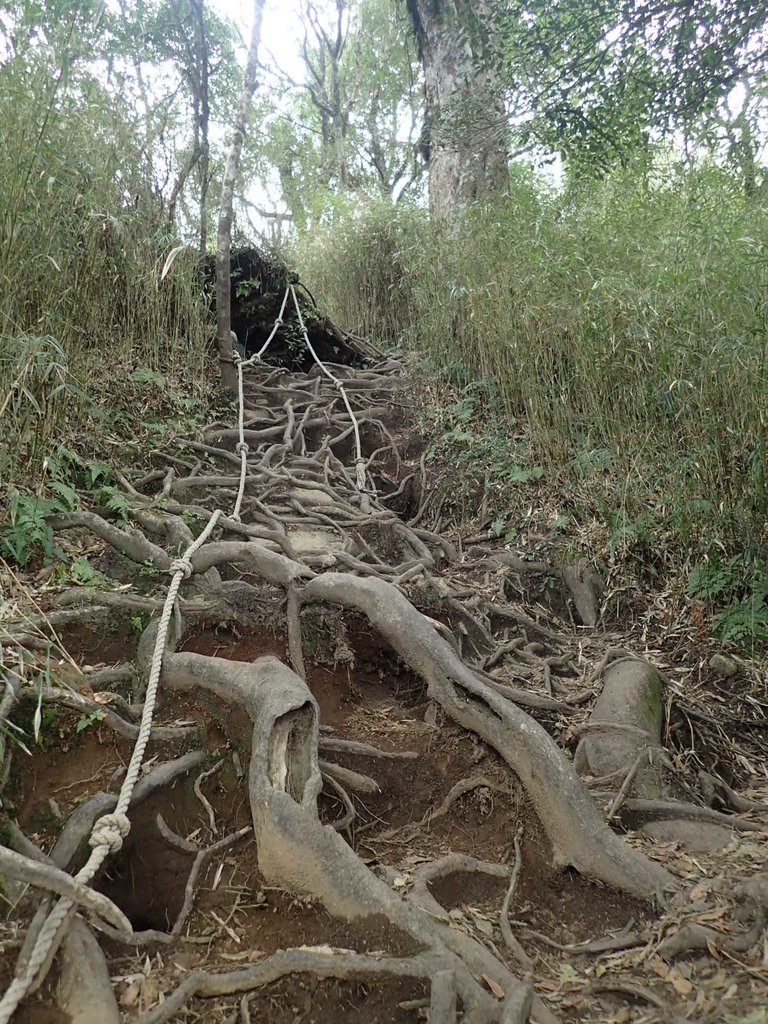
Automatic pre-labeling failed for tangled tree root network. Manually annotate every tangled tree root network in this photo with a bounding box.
[1,342,767,1024]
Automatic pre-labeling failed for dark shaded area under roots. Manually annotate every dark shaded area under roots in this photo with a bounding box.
[204,246,364,371]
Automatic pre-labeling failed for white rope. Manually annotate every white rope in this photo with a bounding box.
[0,524,224,1020]
[230,285,291,522]
[289,285,368,492]
[0,280,370,1021]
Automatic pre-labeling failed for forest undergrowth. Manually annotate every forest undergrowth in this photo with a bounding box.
[1,156,767,1024]
[299,164,768,653]
[1,317,767,1024]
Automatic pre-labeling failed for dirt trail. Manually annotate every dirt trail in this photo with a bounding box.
[1,355,767,1024]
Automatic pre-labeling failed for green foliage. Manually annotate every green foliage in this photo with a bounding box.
[76,709,105,733]
[129,368,166,389]
[68,555,108,587]
[94,486,133,525]
[688,556,768,651]
[2,489,73,567]
[605,509,657,570]
[500,0,768,177]
[300,163,768,646]
[34,704,60,746]
[0,0,214,491]
[250,0,424,231]
[130,614,150,635]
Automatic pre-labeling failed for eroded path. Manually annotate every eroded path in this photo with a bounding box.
[1,348,767,1024]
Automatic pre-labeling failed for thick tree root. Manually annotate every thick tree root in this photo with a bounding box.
[0,847,131,932]
[10,353,760,1024]
[56,917,120,1024]
[302,574,674,901]
[158,647,550,1023]
[574,657,666,799]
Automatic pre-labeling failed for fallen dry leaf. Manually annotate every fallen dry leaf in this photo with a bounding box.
[482,974,505,999]
[669,969,694,996]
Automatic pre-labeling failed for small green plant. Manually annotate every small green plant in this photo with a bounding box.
[129,367,166,389]
[490,514,519,542]
[605,508,657,569]
[76,710,106,733]
[688,556,768,651]
[1,488,74,566]
[33,705,60,746]
[68,555,109,587]
[130,614,150,635]
[500,464,545,484]
[84,460,114,489]
[94,485,133,525]
[181,507,205,528]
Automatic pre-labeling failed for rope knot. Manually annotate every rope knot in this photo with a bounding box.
[89,812,130,853]
[333,378,345,390]
[274,318,284,327]
[235,441,249,456]
[169,557,193,579]
[232,350,242,364]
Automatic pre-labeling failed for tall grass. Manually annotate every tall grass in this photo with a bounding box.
[299,164,768,568]
[0,54,212,486]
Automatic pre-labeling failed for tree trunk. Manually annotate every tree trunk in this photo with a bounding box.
[215,0,266,391]
[192,0,211,266]
[405,0,508,219]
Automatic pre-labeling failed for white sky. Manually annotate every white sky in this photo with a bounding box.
[212,0,308,81]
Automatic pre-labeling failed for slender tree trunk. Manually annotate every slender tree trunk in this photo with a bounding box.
[192,0,211,263]
[216,0,266,391]
[405,0,507,220]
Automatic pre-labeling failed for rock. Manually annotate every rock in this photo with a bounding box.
[290,487,336,507]
[287,526,343,554]
[641,819,733,853]
[709,653,738,679]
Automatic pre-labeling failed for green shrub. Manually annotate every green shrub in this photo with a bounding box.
[298,162,768,645]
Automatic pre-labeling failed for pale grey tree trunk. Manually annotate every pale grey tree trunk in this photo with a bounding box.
[406,0,507,219]
[216,0,266,391]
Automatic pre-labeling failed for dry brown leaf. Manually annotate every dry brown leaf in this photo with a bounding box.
[706,938,722,958]
[482,974,505,999]
[650,957,670,980]
[698,906,727,923]
[139,977,159,1010]
[669,970,694,996]
[119,981,141,1008]
[689,880,711,901]
[219,949,266,962]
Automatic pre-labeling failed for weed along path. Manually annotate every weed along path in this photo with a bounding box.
[1,299,768,1024]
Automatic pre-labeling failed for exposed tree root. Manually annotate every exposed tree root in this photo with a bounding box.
[56,917,120,1024]
[171,826,251,936]
[574,657,665,799]
[302,574,674,901]
[612,797,766,832]
[6,353,765,1024]
[0,847,131,932]
[425,776,516,824]
[157,647,550,1023]
[131,949,488,1024]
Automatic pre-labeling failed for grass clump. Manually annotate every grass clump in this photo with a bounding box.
[299,161,768,648]
[0,52,214,496]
